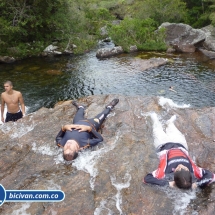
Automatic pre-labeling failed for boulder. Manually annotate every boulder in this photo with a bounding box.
[129,45,138,52]
[166,47,176,53]
[0,56,16,63]
[199,48,215,59]
[0,95,214,214]
[172,43,196,53]
[159,22,205,52]
[130,57,169,71]
[201,25,215,52]
[96,46,124,58]
[43,44,58,52]
[42,45,63,56]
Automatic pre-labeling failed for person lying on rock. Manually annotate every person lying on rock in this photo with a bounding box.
[143,113,215,190]
[55,98,119,161]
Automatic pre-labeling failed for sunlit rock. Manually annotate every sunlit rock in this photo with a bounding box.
[96,46,124,58]
[43,45,62,56]
[166,47,176,53]
[43,45,58,52]
[0,56,16,63]
[160,22,205,45]
[201,25,215,52]
[0,95,214,214]
[129,45,138,52]
[63,49,73,55]
[131,57,169,71]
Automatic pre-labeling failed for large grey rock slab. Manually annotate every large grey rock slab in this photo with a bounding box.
[0,95,214,214]
[130,57,169,71]
[159,22,206,47]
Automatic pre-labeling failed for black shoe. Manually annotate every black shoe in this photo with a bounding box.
[72,101,85,110]
[105,98,119,109]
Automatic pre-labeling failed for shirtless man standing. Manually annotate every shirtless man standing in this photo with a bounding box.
[1,81,25,123]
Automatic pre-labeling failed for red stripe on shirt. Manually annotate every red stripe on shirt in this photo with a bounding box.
[168,149,187,159]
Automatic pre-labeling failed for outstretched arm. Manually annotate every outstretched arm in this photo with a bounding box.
[196,169,215,188]
[143,173,169,186]
[55,129,65,145]
[88,129,103,146]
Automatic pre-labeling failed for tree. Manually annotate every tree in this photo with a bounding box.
[132,0,187,25]
[0,0,115,56]
[204,0,215,26]
[0,0,75,55]
[182,0,212,27]
[108,18,167,52]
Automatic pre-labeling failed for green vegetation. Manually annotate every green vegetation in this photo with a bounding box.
[130,0,187,24]
[0,0,72,57]
[108,18,167,52]
[0,0,114,57]
[0,0,215,58]
[183,0,210,27]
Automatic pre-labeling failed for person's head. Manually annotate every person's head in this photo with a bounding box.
[63,150,78,161]
[63,140,79,161]
[4,81,13,92]
[174,165,192,189]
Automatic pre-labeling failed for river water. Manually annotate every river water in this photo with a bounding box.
[0,46,215,114]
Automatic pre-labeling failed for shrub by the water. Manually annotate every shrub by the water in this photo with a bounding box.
[108,18,167,52]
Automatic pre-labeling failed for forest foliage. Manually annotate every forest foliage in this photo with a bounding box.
[0,0,215,58]
[108,18,167,51]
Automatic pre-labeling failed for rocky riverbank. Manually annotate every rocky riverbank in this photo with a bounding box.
[2,23,215,63]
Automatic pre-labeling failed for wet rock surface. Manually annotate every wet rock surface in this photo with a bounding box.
[199,48,215,59]
[0,95,215,215]
[130,57,169,71]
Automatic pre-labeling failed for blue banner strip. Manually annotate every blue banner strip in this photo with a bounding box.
[6,190,65,202]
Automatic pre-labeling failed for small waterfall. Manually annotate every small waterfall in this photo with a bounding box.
[73,130,121,190]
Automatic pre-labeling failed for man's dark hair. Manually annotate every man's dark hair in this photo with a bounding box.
[63,151,78,161]
[174,169,192,189]
[4,80,13,86]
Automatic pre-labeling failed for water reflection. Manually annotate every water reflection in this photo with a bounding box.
[0,50,215,114]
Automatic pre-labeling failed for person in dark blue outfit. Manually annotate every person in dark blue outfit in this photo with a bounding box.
[56,98,119,161]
